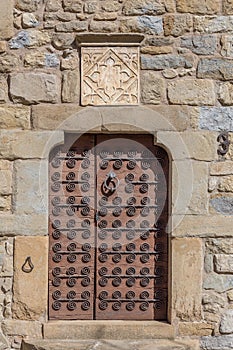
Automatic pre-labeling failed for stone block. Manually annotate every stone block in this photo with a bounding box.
[32,105,103,131]
[204,254,214,273]
[93,13,117,21]
[24,51,46,68]
[219,82,233,105]
[10,73,59,104]
[0,0,14,39]
[13,236,48,320]
[163,14,193,37]
[141,54,192,70]
[168,79,215,105]
[207,238,233,254]
[2,320,42,338]
[123,0,166,15]
[221,35,233,58]
[14,160,47,215]
[0,77,8,104]
[138,16,163,35]
[227,290,233,302]
[210,162,233,175]
[161,67,176,80]
[0,330,9,349]
[202,291,226,312]
[84,2,98,14]
[120,16,163,35]
[22,13,39,28]
[172,215,233,238]
[0,41,7,53]
[210,196,233,215]
[176,0,220,14]
[22,339,197,350]
[194,15,233,33]
[200,107,233,131]
[203,273,233,292]
[172,238,203,321]
[214,254,233,273]
[141,46,172,54]
[45,0,62,11]
[141,72,165,104]
[99,105,194,134]
[62,70,79,103]
[9,30,51,49]
[0,106,30,129]
[63,0,83,12]
[0,130,64,159]
[0,170,12,196]
[0,238,13,277]
[0,213,48,236]
[198,58,233,80]
[228,134,233,161]
[55,20,88,32]
[44,321,175,340]
[61,52,79,70]
[181,35,218,55]
[173,160,208,215]
[0,196,11,212]
[101,1,121,12]
[16,0,41,11]
[223,0,233,14]
[144,36,174,46]
[45,54,60,68]
[218,175,233,192]
[0,54,19,73]
[179,322,214,336]
[220,310,233,334]
[201,335,233,349]
[164,0,176,12]
[208,177,219,192]
[157,131,217,161]
[52,33,75,50]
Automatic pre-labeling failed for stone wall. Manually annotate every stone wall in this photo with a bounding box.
[0,0,233,349]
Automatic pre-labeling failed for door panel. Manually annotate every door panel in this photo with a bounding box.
[48,134,169,320]
[49,135,95,320]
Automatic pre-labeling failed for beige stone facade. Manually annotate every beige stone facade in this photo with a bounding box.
[0,1,233,349]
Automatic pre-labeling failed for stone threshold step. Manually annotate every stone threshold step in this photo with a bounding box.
[43,321,175,340]
[21,339,198,350]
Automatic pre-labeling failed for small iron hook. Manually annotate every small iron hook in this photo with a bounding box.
[22,256,34,273]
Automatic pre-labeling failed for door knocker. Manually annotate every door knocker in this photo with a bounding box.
[103,171,120,192]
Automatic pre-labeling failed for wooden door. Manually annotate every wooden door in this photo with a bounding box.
[48,134,169,320]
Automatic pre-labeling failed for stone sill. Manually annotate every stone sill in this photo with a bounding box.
[43,320,175,340]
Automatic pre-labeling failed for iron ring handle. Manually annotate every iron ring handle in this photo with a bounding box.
[103,171,120,192]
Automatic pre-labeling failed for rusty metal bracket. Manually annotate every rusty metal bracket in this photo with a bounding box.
[217,132,230,156]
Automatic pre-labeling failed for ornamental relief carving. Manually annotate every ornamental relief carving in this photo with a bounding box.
[81,47,139,106]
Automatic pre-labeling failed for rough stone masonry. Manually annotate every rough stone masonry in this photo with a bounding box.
[0,0,233,349]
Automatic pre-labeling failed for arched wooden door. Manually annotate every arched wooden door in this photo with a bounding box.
[48,134,169,320]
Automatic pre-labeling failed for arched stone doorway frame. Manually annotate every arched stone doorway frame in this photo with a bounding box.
[41,105,194,324]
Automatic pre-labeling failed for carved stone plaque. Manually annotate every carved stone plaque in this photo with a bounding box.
[81,47,139,106]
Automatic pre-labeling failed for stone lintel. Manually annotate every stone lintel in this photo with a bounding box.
[76,33,144,47]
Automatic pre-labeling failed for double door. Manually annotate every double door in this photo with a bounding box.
[49,134,169,320]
